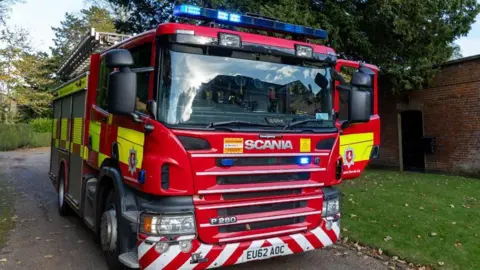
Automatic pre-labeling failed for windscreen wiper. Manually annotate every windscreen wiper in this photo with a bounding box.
[207,120,271,128]
[283,119,325,130]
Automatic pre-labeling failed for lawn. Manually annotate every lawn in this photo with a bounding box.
[0,176,15,248]
[339,170,480,270]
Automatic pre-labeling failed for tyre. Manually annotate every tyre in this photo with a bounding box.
[100,190,125,270]
[58,171,71,216]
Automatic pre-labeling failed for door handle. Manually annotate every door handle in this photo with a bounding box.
[88,135,92,149]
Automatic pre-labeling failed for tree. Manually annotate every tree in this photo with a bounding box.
[0,27,30,123]
[0,0,20,25]
[50,6,116,72]
[97,0,479,93]
[11,52,55,120]
[0,27,54,122]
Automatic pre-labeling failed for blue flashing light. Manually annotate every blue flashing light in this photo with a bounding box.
[298,157,311,165]
[138,170,146,184]
[229,13,241,23]
[175,5,201,16]
[220,159,234,167]
[173,4,328,39]
[218,11,229,20]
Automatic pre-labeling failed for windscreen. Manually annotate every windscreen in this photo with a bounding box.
[158,49,334,129]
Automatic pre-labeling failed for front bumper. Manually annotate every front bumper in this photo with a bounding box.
[137,218,340,270]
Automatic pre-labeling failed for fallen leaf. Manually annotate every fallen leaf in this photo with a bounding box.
[392,256,399,261]
[388,266,395,270]
[404,203,409,207]
[350,214,357,218]
[438,261,445,266]
[384,236,392,242]
[45,239,53,242]
[455,242,462,248]
[0,258,7,262]
[419,206,424,210]
[452,222,457,225]
[35,237,41,240]
[417,235,422,238]
[342,228,348,232]
[431,232,437,237]
[378,248,383,255]
[449,204,455,208]
[44,255,54,259]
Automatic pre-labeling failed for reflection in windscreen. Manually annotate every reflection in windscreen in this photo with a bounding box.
[163,51,332,126]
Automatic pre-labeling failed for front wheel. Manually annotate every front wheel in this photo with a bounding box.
[100,190,125,270]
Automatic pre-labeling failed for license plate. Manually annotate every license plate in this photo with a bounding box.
[243,245,286,262]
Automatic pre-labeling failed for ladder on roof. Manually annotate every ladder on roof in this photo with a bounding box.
[57,28,131,79]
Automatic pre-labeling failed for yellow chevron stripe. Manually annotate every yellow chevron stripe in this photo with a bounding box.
[339,133,373,146]
[61,118,68,140]
[52,119,57,139]
[72,118,83,145]
[339,132,374,162]
[89,121,101,152]
[117,127,144,169]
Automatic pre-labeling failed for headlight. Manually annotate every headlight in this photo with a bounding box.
[322,196,340,217]
[140,213,196,235]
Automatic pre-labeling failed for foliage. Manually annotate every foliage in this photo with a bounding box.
[0,123,50,151]
[30,118,52,133]
[98,0,479,93]
[50,6,116,75]
[340,170,480,270]
[0,27,54,122]
[0,178,15,248]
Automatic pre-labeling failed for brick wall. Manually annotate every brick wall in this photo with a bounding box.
[372,57,480,176]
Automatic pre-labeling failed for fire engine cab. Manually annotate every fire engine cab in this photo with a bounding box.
[49,5,380,269]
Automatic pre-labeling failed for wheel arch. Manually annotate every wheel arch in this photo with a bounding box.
[95,158,138,254]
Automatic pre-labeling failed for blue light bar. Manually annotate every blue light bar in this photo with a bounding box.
[173,5,328,39]
[220,159,234,167]
[298,157,311,165]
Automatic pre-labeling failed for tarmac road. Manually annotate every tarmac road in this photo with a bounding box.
[0,148,387,270]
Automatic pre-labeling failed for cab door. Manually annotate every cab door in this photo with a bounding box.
[335,60,380,179]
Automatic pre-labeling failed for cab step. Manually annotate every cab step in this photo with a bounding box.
[119,252,139,269]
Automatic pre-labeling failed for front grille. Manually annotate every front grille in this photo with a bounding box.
[216,156,299,167]
[219,217,306,233]
[222,189,301,200]
[217,172,310,185]
[218,201,307,216]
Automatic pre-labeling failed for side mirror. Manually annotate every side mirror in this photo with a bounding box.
[348,89,371,123]
[314,73,329,89]
[350,72,372,88]
[106,49,136,115]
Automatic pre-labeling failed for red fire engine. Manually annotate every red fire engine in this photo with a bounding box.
[49,5,380,269]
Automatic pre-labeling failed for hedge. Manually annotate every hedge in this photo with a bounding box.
[0,123,51,151]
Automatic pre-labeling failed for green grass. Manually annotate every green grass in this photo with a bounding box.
[339,170,480,270]
[0,123,50,151]
[0,178,15,247]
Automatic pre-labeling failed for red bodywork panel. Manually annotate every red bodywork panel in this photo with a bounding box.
[335,60,380,179]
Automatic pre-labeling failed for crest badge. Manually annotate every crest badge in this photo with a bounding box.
[128,147,137,175]
[343,147,355,168]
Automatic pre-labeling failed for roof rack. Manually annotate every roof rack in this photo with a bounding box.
[57,28,131,79]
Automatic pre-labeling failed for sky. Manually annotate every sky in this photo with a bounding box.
[6,0,480,58]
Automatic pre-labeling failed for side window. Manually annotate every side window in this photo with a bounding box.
[338,66,357,121]
[97,58,110,109]
[129,43,153,113]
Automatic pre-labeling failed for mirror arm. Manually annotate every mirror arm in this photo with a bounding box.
[130,112,143,123]
[341,121,350,129]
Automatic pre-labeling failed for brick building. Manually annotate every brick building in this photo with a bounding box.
[371,55,480,177]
